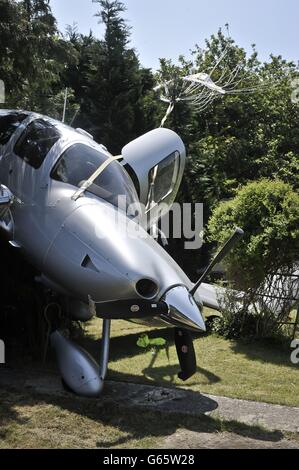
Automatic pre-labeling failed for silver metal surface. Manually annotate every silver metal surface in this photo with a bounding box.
[51,330,104,397]
[162,286,206,332]
[121,128,186,227]
[99,319,111,380]
[0,109,208,396]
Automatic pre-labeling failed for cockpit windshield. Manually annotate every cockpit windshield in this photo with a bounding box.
[51,143,139,211]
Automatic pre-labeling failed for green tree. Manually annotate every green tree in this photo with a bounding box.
[1,0,76,116]
[85,0,152,152]
[156,29,299,210]
[0,0,24,99]
[207,179,299,339]
[155,30,299,277]
[208,179,299,290]
[63,26,101,126]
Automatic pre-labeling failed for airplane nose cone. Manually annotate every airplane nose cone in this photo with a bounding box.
[162,286,206,332]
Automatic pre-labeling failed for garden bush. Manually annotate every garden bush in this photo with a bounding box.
[207,179,299,339]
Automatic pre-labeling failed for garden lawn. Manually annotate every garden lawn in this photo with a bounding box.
[80,313,299,408]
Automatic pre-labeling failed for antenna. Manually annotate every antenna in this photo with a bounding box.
[62,88,68,123]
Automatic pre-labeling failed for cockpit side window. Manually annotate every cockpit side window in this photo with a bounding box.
[51,143,139,210]
[14,119,60,169]
[0,112,28,146]
[146,151,180,212]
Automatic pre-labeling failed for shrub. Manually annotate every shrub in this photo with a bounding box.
[207,179,299,339]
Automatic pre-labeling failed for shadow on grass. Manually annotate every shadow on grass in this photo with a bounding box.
[2,325,296,448]
[0,387,30,440]
[230,337,298,370]
[0,381,286,449]
[80,326,174,362]
[78,327,221,387]
[141,364,221,385]
[0,336,289,449]
[107,364,220,389]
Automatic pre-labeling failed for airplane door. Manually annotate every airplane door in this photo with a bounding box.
[121,128,186,228]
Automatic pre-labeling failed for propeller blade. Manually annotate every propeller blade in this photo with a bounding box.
[89,297,169,320]
[174,328,197,381]
[190,227,244,296]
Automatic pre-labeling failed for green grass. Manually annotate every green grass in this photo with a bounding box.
[79,312,299,408]
[0,389,296,449]
[1,311,298,449]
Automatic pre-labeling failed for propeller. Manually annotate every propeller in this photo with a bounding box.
[174,328,197,381]
[90,228,244,383]
[90,291,200,382]
[190,227,244,296]
[175,227,244,381]
[90,295,198,382]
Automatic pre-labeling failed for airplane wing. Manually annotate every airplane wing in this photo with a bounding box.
[195,272,299,315]
[194,282,223,311]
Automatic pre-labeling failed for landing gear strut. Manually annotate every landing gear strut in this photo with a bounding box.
[99,318,111,381]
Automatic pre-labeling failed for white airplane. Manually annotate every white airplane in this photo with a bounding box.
[0,109,243,396]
